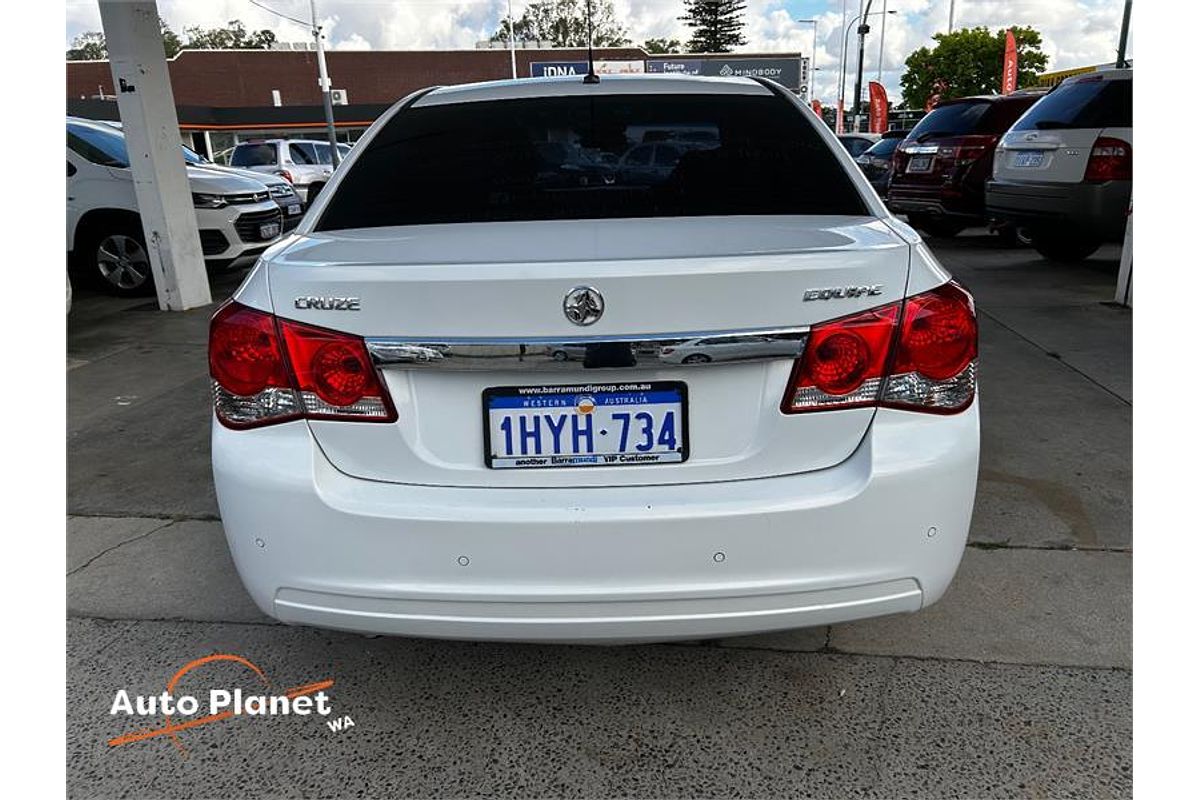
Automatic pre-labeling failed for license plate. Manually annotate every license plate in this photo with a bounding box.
[286,203,302,216]
[1012,151,1045,168]
[907,155,933,173]
[484,381,688,469]
[259,222,281,239]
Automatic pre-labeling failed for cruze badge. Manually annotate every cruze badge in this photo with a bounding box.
[563,286,604,326]
[294,296,361,311]
[803,285,883,301]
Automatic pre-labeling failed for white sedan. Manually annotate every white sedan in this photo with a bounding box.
[210,74,980,643]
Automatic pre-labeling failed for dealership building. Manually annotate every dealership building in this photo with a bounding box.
[66,47,809,160]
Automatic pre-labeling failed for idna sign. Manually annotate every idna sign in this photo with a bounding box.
[530,61,589,77]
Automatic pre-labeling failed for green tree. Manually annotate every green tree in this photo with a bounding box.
[491,0,629,47]
[680,0,747,53]
[66,31,107,60]
[65,18,268,61]
[643,38,682,55]
[183,20,277,51]
[900,26,1049,109]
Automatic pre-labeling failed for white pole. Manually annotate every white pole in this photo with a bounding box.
[97,0,211,311]
[310,0,340,167]
[507,0,517,79]
[837,0,848,121]
[948,0,957,33]
[877,0,887,83]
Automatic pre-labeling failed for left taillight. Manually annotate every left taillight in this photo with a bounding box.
[782,282,977,415]
[209,301,396,429]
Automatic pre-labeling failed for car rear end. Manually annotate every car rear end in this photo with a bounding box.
[987,69,1132,245]
[888,94,1038,233]
[210,76,980,643]
[856,131,907,195]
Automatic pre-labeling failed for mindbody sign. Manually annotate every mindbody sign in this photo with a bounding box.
[1002,30,1019,95]
[646,57,802,90]
[868,81,889,134]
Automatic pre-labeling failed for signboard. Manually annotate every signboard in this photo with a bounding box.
[530,61,589,78]
[799,56,810,101]
[646,57,802,90]
[530,60,645,78]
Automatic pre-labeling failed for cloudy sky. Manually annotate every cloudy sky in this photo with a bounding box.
[65,0,1133,103]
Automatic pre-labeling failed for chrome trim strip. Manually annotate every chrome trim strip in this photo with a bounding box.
[365,327,809,371]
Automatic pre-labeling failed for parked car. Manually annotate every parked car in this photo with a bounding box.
[210,74,980,643]
[181,145,305,233]
[228,139,344,203]
[836,133,880,158]
[888,91,1043,237]
[67,118,284,296]
[855,130,909,195]
[986,69,1132,262]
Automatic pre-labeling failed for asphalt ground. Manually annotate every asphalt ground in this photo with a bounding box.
[66,231,1132,799]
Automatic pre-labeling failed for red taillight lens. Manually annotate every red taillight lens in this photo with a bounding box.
[1084,137,1132,182]
[209,301,396,428]
[209,303,288,396]
[276,169,294,183]
[279,318,395,419]
[782,303,900,413]
[892,285,977,380]
[783,282,977,415]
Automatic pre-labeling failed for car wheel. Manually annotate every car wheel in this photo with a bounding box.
[1030,232,1101,263]
[88,225,155,296]
[551,349,569,362]
[909,214,966,239]
[682,354,711,364]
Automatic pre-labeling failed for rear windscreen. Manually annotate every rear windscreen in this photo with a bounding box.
[908,102,991,139]
[315,93,868,230]
[1012,78,1132,131]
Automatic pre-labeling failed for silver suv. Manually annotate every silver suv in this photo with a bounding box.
[229,139,351,203]
[987,68,1132,262]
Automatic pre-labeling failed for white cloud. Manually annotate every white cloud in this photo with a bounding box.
[66,0,1133,103]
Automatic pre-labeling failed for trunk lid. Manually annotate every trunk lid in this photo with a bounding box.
[266,216,912,488]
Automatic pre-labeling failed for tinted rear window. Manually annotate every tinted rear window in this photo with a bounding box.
[1012,78,1131,131]
[316,93,867,230]
[231,144,276,167]
[908,97,1035,140]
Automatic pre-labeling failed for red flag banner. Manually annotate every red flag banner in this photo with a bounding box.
[1002,29,1018,94]
[835,100,845,135]
[812,99,823,117]
[868,81,888,134]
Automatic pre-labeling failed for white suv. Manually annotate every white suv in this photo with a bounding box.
[210,75,980,642]
[67,118,285,295]
[987,68,1132,261]
[228,139,349,203]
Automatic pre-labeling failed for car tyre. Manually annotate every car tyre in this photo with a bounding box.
[1030,231,1101,263]
[551,349,570,362]
[682,354,711,364]
[82,221,155,297]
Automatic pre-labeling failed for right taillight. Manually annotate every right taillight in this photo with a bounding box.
[782,282,977,415]
[1084,137,1132,182]
[209,301,396,429]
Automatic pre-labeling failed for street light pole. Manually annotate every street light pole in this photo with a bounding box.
[507,0,518,79]
[851,0,876,133]
[948,0,957,33]
[1116,0,1132,68]
[877,0,888,83]
[310,0,340,167]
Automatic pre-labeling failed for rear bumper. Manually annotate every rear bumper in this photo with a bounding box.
[212,402,979,643]
[886,182,984,222]
[986,179,1131,239]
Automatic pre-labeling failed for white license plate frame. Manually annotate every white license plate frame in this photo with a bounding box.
[483,381,689,470]
[1012,151,1046,168]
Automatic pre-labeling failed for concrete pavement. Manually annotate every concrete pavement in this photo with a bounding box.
[66,234,1132,798]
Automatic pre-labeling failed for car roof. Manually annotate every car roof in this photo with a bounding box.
[414,74,773,107]
[1062,67,1132,85]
